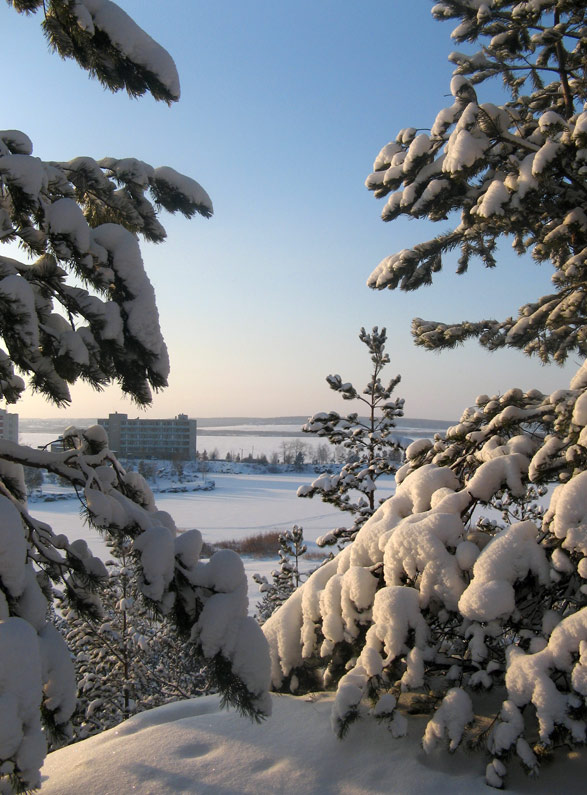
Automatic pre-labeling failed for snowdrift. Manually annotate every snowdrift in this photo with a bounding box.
[40,694,586,794]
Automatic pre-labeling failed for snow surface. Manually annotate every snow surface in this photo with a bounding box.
[16,450,364,607]
[0,618,45,788]
[39,692,587,794]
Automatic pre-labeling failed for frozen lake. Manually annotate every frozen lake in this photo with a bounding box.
[28,471,396,606]
[20,425,399,598]
[19,426,402,606]
[30,471,394,548]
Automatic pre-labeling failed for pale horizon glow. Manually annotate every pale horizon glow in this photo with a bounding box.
[3,1,580,423]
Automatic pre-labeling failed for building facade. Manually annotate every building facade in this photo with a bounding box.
[97,413,197,459]
[0,408,18,443]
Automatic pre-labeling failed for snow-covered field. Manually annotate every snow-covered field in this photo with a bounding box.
[40,693,587,794]
[28,470,353,551]
[27,462,394,607]
[154,472,359,541]
[18,429,587,794]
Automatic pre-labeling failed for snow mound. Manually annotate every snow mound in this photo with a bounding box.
[40,693,587,794]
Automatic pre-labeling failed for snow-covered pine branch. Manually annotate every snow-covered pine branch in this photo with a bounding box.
[298,327,405,548]
[0,131,212,406]
[0,5,270,793]
[1,424,272,793]
[366,1,587,364]
[9,0,181,103]
[264,358,587,786]
[55,549,208,742]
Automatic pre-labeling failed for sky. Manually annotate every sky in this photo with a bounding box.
[2,0,581,422]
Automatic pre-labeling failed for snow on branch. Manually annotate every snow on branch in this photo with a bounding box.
[299,327,404,548]
[0,130,212,406]
[10,0,183,103]
[366,3,587,364]
[0,425,271,793]
[264,358,587,785]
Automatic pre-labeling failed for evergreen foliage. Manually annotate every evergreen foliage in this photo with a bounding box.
[54,543,207,742]
[7,0,182,103]
[365,0,587,364]
[23,465,43,494]
[265,342,587,790]
[264,3,587,788]
[298,327,404,548]
[2,5,212,409]
[254,526,308,623]
[0,5,269,793]
[0,125,212,406]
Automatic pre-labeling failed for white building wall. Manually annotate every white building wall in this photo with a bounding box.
[97,413,197,459]
[0,408,18,443]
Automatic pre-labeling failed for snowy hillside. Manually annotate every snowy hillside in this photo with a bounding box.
[40,693,587,794]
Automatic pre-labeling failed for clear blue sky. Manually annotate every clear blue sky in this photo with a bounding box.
[3,1,580,421]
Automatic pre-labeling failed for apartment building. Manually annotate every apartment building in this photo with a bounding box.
[0,408,18,443]
[97,413,197,459]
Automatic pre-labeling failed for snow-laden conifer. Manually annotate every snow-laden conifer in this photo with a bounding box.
[265,3,587,786]
[8,0,181,103]
[0,5,269,792]
[0,134,212,406]
[298,327,405,548]
[254,526,309,623]
[365,1,587,365]
[264,361,587,785]
[55,535,207,741]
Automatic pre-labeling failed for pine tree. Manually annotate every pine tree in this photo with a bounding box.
[23,465,43,494]
[0,5,270,793]
[2,3,214,408]
[264,4,587,788]
[55,549,206,742]
[254,526,308,623]
[365,1,586,365]
[266,351,587,790]
[297,327,404,547]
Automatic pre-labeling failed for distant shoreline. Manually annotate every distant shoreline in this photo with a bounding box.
[19,415,455,435]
